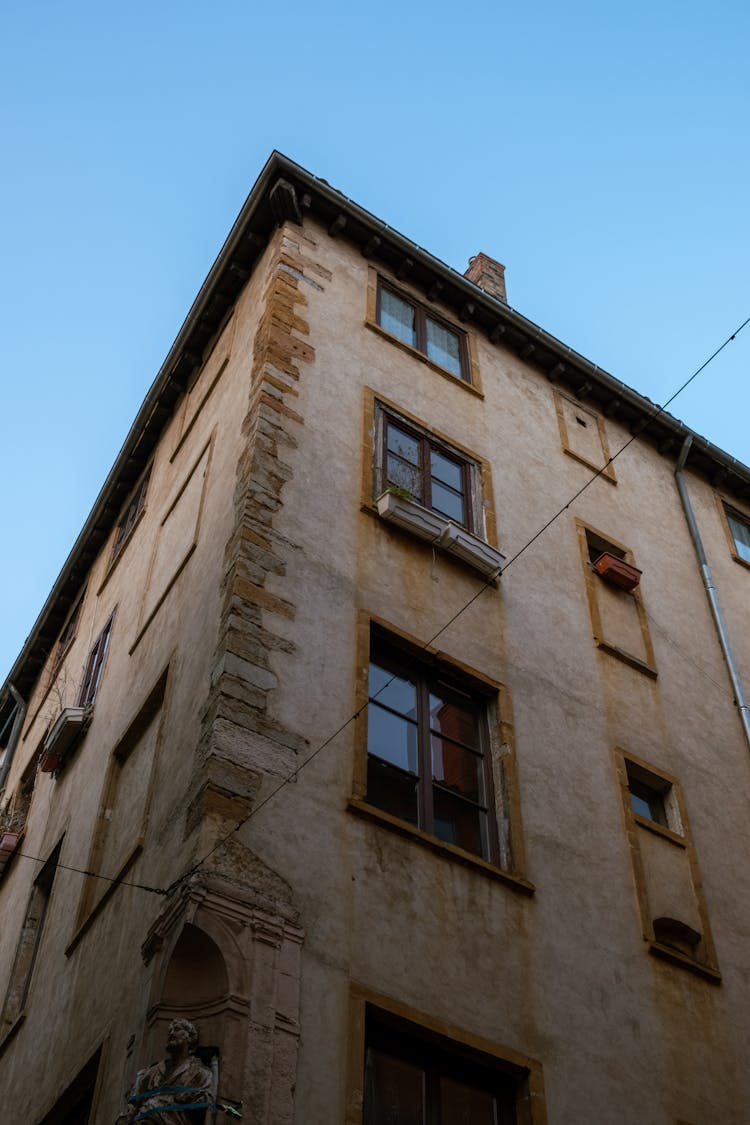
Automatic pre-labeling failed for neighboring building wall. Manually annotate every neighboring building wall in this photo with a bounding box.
[1,190,750,1125]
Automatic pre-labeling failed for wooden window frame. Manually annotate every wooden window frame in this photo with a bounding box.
[365,1013,519,1124]
[77,612,115,709]
[345,987,548,1125]
[381,411,475,533]
[363,392,500,552]
[717,496,750,571]
[366,630,499,863]
[376,278,471,382]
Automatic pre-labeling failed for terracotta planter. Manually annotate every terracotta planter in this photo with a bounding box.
[0,831,21,871]
[592,551,642,592]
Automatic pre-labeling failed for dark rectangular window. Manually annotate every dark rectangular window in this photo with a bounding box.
[625,760,674,830]
[366,634,496,861]
[377,280,469,381]
[365,1015,518,1125]
[383,414,472,531]
[77,613,115,709]
[112,466,151,562]
[725,506,750,564]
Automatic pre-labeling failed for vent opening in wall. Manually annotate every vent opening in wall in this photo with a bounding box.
[653,916,702,958]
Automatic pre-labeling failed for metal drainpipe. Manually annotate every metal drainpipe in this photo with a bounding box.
[675,436,750,751]
[0,684,27,795]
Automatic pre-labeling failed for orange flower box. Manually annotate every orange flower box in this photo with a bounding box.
[592,551,642,592]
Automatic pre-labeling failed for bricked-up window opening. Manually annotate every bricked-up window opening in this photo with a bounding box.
[376,279,469,381]
[51,589,85,673]
[366,634,497,861]
[383,414,473,531]
[112,465,151,562]
[77,613,115,709]
[364,1015,518,1125]
[1,839,62,1031]
[725,506,750,564]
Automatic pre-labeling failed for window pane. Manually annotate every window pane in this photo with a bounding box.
[365,1049,425,1125]
[430,480,465,524]
[366,757,419,827]
[426,317,462,377]
[381,290,417,348]
[433,787,488,857]
[628,778,667,826]
[387,424,420,466]
[429,692,480,749]
[630,792,655,820]
[368,704,419,773]
[387,454,423,497]
[728,513,750,563]
[440,1075,498,1125]
[431,737,485,804]
[430,450,464,493]
[369,665,417,719]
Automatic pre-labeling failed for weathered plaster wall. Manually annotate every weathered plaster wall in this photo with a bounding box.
[1,209,749,1124]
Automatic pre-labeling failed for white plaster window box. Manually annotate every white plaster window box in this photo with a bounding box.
[41,706,91,773]
[376,491,506,578]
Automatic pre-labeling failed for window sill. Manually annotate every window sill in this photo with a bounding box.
[562,447,617,484]
[648,940,721,983]
[595,640,657,679]
[730,551,750,572]
[375,491,505,579]
[347,798,534,895]
[365,320,484,397]
[633,813,686,847]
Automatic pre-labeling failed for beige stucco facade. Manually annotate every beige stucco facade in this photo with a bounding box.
[1,155,750,1123]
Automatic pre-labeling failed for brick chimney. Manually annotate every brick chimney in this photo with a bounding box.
[464,252,507,303]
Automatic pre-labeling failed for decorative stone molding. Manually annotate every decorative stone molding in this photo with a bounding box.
[142,872,303,1124]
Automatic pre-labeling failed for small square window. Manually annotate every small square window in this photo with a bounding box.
[625,760,675,831]
[725,506,750,565]
[628,775,667,827]
[366,632,498,862]
[376,279,469,382]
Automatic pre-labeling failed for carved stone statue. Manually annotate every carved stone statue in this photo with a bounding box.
[116,1018,214,1124]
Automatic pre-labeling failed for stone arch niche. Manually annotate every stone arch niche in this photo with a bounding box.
[142,872,304,1123]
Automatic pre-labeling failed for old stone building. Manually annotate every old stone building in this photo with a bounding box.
[2,152,750,1124]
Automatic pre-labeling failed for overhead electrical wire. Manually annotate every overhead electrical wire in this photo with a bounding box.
[8,314,750,898]
[166,312,750,896]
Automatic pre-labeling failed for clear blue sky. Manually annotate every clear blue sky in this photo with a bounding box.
[2,0,749,681]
